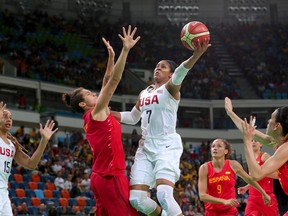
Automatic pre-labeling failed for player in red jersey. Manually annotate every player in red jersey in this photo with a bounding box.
[225,97,288,216]
[198,138,271,216]
[62,26,140,216]
[237,140,279,216]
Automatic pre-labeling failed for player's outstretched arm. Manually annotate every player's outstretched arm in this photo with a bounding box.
[13,120,58,170]
[225,97,273,147]
[93,25,140,115]
[167,39,211,97]
[112,95,141,125]
[101,38,115,87]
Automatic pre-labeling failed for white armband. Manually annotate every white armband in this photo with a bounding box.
[120,106,141,125]
[171,63,190,85]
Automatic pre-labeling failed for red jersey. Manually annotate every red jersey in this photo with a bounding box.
[249,152,274,196]
[278,161,288,195]
[205,160,237,212]
[83,110,126,176]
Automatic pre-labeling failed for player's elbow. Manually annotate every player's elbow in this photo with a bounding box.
[199,193,207,202]
[27,163,38,170]
[251,174,262,181]
[26,160,39,170]
[247,174,261,182]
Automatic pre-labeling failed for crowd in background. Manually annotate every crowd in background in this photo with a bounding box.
[216,23,288,99]
[1,9,287,100]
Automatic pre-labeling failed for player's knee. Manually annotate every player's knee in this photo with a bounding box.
[156,185,174,210]
[156,185,182,214]
[129,190,157,214]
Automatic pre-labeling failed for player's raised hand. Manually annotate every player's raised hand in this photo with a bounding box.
[118,25,141,51]
[39,120,58,142]
[242,116,256,145]
[193,38,211,57]
[102,37,115,59]
[225,97,233,114]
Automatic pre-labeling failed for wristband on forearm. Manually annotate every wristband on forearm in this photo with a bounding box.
[120,106,141,125]
[171,63,190,85]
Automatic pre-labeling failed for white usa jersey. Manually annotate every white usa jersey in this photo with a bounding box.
[0,138,16,189]
[139,84,179,139]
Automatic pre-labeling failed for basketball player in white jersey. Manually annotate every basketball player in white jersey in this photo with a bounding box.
[0,102,58,215]
[113,39,210,216]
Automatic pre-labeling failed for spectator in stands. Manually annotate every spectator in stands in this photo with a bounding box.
[193,206,204,216]
[72,206,85,216]
[18,94,27,110]
[59,206,69,215]
[51,157,62,174]
[15,125,25,138]
[70,177,82,198]
[38,158,54,176]
[54,170,65,190]
[184,183,198,204]
[184,204,195,216]
[69,130,82,150]
[198,138,271,215]
[62,156,74,170]
[29,127,38,142]
[63,173,73,191]
[47,204,57,216]
[39,203,48,216]
[62,25,140,216]
[80,171,90,192]
[17,202,29,215]
[0,101,58,216]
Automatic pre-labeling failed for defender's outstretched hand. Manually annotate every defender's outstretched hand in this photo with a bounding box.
[102,37,115,58]
[118,25,141,51]
[225,97,233,114]
[242,116,256,146]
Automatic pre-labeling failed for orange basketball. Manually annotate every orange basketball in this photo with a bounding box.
[180,21,210,50]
